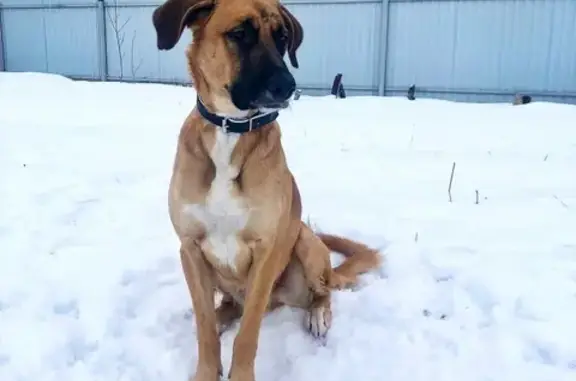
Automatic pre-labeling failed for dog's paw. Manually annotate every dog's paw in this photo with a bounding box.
[190,368,221,381]
[305,303,332,339]
[190,375,220,381]
[228,367,255,381]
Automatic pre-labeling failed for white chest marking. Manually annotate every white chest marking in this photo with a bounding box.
[183,128,249,270]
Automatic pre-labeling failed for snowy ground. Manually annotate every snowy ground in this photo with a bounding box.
[1,72,576,381]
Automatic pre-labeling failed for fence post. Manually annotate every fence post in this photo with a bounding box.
[377,0,390,96]
[0,2,6,71]
[96,0,108,81]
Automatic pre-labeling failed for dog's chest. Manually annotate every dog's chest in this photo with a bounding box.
[184,129,249,270]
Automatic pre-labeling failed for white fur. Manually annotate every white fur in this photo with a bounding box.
[183,128,249,270]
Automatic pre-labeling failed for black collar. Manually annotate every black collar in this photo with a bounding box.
[196,97,279,134]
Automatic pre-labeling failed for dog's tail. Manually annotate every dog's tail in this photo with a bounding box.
[317,232,382,289]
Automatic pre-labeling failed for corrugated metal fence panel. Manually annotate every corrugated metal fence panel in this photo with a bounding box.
[282,2,380,92]
[1,0,576,103]
[386,0,576,98]
[1,9,48,73]
[1,1,100,77]
[103,0,158,4]
[0,0,95,4]
[100,1,380,91]
[103,4,192,82]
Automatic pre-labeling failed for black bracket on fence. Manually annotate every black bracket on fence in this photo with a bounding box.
[513,93,532,105]
[331,73,346,99]
[407,84,416,100]
[293,89,302,100]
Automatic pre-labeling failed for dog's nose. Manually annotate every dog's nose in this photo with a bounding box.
[267,71,296,101]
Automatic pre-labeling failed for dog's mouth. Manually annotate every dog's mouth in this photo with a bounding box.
[252,99,291,112]
[249,90,293,111]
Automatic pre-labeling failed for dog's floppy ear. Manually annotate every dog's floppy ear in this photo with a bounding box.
[279,5,303,69]
[152,0,214,50]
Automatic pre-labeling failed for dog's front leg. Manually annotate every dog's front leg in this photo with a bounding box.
[228,241,288,381]
[180,240,221,381]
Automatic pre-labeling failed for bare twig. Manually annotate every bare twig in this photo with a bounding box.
[543,154,549,161]
[448,162,456,202]
[553,195,569,209]
[414,232,419,243]
[118,17,130,33]
[130,32,143,78]
[475,190,479,204]
[107,0,131,79]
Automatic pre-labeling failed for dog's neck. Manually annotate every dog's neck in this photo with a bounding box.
[196,96,279,134]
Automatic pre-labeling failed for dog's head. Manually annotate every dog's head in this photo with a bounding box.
[152,0,303,117]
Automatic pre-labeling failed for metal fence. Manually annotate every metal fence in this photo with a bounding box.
[1,0,576,103]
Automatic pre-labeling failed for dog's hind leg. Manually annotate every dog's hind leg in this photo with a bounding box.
[293,222,333,297]
[280,224,334,339]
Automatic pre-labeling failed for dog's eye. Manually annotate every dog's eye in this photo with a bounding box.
[226,22,258,46]
[273,28,288,42]
[227,27,246,41]
[273,28,288,53]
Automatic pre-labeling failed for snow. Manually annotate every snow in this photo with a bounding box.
[1,71,576,381]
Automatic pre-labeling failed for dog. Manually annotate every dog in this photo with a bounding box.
[152,1,382,380]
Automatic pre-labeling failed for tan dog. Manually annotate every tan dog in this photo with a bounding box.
[152,1,382,381]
